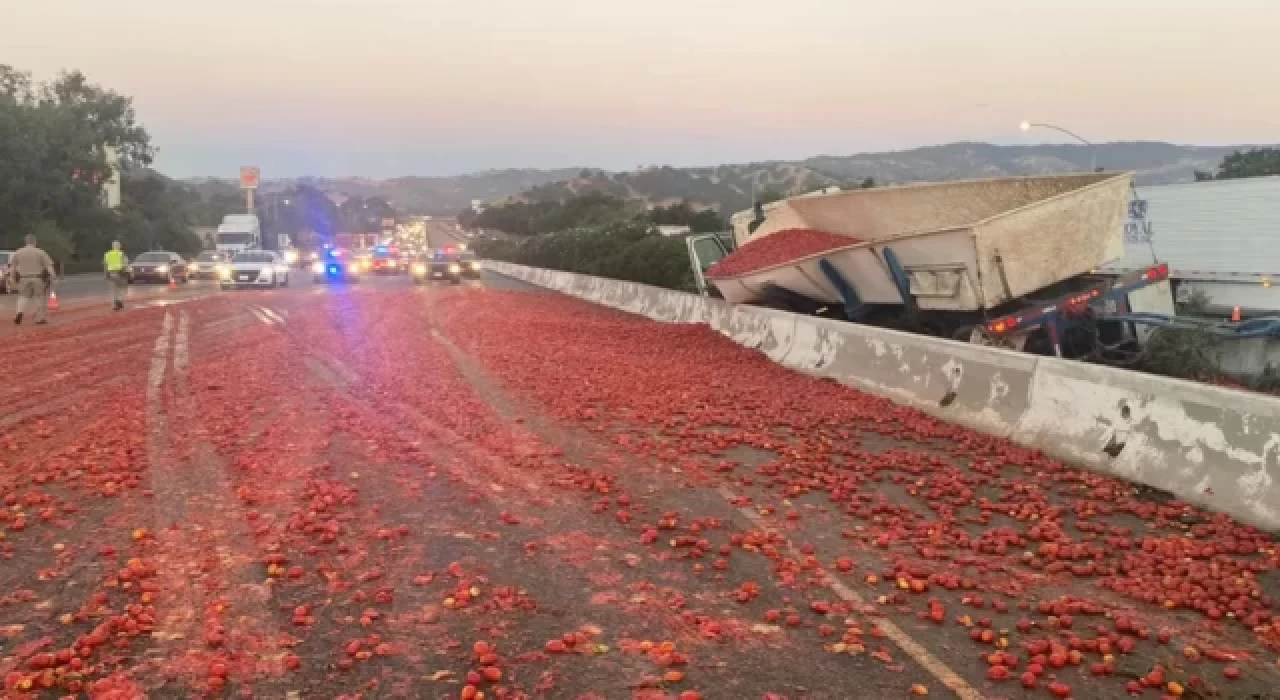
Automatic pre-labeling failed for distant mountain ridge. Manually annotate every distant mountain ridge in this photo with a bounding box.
[182,141,1251,215]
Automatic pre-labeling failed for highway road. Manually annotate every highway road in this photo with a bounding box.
[1,270,1277,699]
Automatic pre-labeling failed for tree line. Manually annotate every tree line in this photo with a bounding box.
[459,192,726,236]
[1194,148,1280,181]
[0,65,208,263]
[1,62,403,265]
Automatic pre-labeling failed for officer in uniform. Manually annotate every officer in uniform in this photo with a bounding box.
[103,241,130,310]
[9,234,57,325]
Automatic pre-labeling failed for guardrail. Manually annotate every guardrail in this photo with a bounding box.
[487,260,1280,532]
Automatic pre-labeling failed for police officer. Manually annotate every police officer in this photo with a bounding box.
[9,234,57,325]
[104,240,130,310]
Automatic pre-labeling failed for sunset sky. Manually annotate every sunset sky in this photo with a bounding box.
[4,0,1276,178]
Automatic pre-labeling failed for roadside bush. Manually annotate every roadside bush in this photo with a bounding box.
[1138,326,1221,382]
[1133,289,1222,382]
[475,221,695,292]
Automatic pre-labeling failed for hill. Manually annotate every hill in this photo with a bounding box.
[183,141,1249,216]
[184,168,581,216]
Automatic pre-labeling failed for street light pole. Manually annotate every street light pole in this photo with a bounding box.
[1020,121,1097,172]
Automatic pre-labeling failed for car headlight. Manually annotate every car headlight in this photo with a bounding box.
[156,265,170,274]
[448,264,461,274]
[412,263,427,275]
[284,251,298,264]
[468,261,480,269]
[311,262,325,274]
[309,252,320,261]
[218,266,232,279]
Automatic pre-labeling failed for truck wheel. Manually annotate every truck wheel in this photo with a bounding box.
[954,324,1030,352]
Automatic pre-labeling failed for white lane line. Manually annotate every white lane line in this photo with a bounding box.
[248,306,275,325]
[148,311,174,394]
[258,306,286,324]
[174,311,190,372]
[717,486,984,700]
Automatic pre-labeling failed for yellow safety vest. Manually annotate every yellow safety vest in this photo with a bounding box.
[104,249,126,271]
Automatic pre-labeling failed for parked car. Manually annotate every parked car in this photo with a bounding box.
[219,250,289,289]
[0,251,12,293]
[129,251,190,284]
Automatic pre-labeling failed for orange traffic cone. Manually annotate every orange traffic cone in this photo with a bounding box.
[1231,306,1242,322]
[48,291,59,311]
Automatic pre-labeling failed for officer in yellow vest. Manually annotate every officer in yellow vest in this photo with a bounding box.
[103,241,130,311]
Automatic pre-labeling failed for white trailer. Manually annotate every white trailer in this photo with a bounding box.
[1100,176,1280,316]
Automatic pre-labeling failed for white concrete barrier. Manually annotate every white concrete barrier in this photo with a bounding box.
[485,262,1280,531]
[1017,358,1280,528]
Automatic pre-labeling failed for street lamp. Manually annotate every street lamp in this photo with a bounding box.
[1019,121,1097,172]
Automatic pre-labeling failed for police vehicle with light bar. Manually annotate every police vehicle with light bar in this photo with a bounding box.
[311,248,363,284]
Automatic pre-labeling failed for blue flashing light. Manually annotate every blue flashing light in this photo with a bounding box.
[327,264,342,276]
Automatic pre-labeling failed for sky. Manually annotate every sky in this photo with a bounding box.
[3,0,1277,178]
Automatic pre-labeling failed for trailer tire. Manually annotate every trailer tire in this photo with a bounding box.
[954,324,1030,353]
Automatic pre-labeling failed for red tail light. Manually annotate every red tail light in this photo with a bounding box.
[1143,263,1169,281]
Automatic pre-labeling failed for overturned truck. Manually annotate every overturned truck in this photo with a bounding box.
[687,173,1182,361]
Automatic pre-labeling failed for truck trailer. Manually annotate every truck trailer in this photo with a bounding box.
[1103,175,1280,317]
[688,173,1182,362]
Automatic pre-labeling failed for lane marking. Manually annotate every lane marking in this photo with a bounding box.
[174,312,190,372]
[148,311,174,394]
[248,306,275,325]
[718,486,984,700]
[258,306,286,324]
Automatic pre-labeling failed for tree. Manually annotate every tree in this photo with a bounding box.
[754,188,786,205]
[1204,148,1280,180]
[0,65,155,260]
[649,200,725,232]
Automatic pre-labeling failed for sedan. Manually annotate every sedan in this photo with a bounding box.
[0,251,12,294]
[411,251,461,285]
[219,250,290,289]
[130,251,190,284]
[191,250,231,279]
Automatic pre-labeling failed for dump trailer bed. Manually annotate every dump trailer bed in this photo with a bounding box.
[708,173,1132,313]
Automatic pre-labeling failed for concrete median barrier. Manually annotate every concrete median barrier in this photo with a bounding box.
[484,261,1280,531]
[1017,358,1280,529]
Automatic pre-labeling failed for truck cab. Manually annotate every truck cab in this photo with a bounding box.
[216,214,262,255]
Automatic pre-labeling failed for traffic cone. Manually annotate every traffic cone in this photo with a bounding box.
[169,277,178,291]
[48,291,59,311]
[1231,306,1241,322]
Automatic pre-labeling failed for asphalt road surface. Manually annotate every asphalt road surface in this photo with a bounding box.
[1,269,1277,699]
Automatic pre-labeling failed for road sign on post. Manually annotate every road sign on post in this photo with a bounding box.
[239,167,261,190]
[240,166,260,214]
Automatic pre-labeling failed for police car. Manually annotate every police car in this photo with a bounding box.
[370,245,406,275]
[311,248,363,283]
[219,250,290,289]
